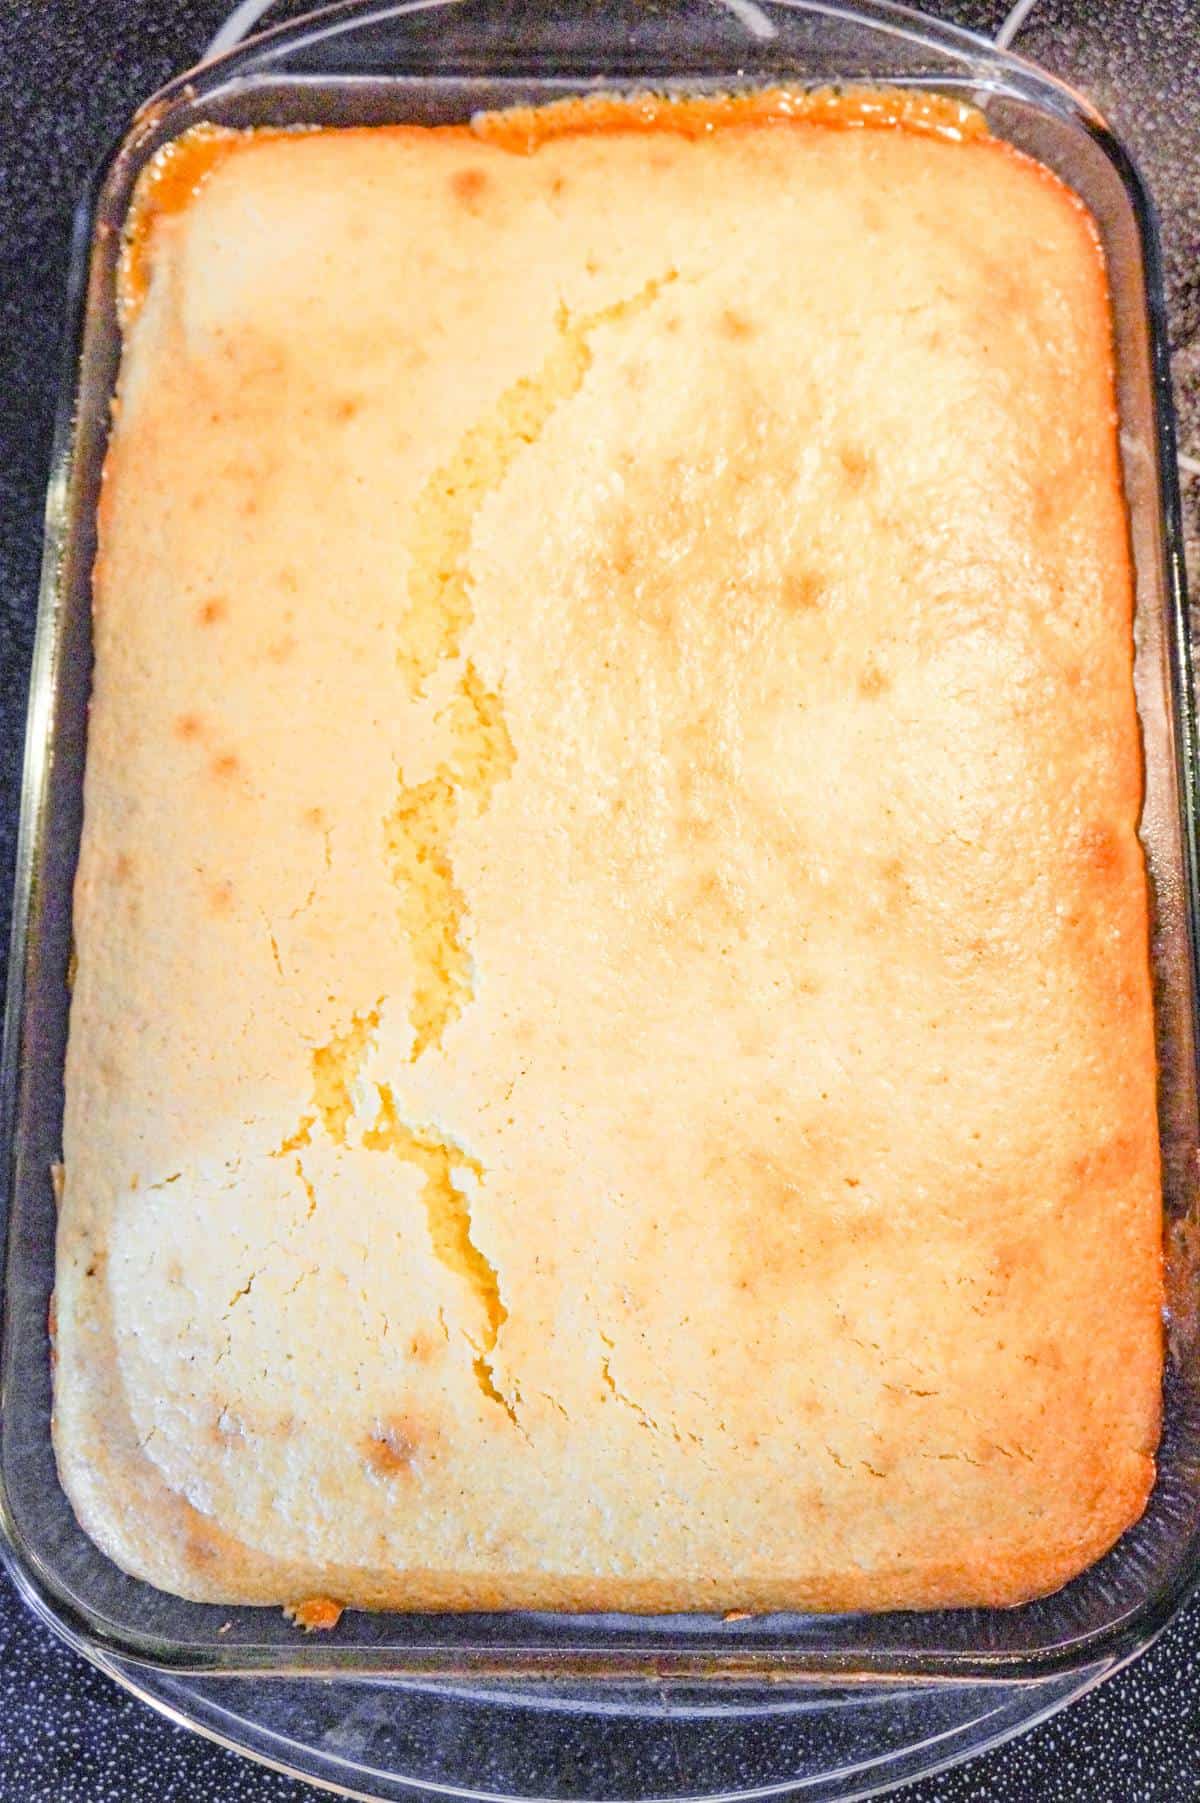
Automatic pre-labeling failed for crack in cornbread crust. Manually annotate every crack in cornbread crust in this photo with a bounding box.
[400,278,676,694]
[391,283,672,1056]
[56,101,1162,1613]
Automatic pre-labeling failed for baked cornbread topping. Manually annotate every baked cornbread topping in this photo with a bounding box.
[55,92,1163,1615]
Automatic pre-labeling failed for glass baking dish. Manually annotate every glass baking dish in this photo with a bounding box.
[1,0,1196,1684]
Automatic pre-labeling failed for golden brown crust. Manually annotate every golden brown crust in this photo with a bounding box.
[56,97,1162,1615]
[470,85,989,153]
[283,1597,345,1632]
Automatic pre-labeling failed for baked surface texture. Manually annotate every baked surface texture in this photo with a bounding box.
[56,104,1163,1614]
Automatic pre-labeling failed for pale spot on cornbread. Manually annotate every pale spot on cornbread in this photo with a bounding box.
[197,596,228,627]
[208,879,235,914]
[209,751,241,782]
[605,502,680,639]
[113,852,134,883]
[173,712,204,742]
[265,635,297,664]
[212,1407,243,1443]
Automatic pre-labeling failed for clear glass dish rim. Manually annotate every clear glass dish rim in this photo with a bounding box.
[1,0,1195,1685]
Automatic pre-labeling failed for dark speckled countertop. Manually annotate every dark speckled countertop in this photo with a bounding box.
[1,1,1198,1797]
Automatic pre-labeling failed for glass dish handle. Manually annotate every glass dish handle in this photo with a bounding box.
[205,0,295,60]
